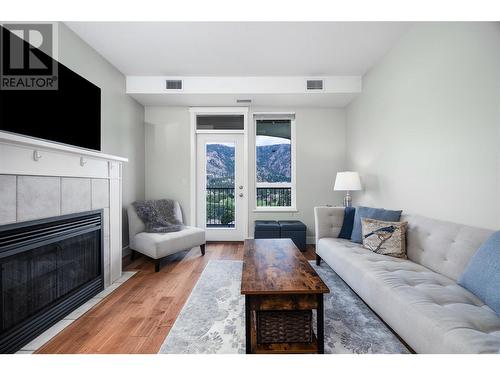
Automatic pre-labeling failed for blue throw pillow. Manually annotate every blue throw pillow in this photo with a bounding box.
[459,231,500,316]
[338,207,356,239]
[350,206,402,243]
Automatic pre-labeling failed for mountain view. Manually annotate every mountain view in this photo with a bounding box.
[256,144,291,183]
[206,142,291,222]
[206,143,291,187]
[206,143,235,187]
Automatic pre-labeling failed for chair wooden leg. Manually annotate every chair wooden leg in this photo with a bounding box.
[200,243,206,256]
[316,254,322,266]
[154,259,161,272]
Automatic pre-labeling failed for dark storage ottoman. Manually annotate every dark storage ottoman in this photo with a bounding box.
[254,220,280,239]
[279,220,307,251]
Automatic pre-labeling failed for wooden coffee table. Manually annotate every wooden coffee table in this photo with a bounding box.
[241,239,330,354]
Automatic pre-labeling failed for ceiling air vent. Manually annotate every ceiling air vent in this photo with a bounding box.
[306,79,324,90]
[166,79,183,90]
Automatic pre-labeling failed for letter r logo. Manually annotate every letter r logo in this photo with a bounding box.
[1,23,54,75]
[0,22,58,90]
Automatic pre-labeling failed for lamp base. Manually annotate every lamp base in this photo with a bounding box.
[343,192,352,207]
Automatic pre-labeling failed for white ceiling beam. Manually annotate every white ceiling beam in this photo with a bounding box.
[126,76,362,95]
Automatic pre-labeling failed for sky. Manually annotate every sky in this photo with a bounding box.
[256,135,290,146]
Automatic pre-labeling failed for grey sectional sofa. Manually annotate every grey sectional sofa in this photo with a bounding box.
[314,206,500,354]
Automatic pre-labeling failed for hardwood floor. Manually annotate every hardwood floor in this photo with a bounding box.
[36,242,316,354]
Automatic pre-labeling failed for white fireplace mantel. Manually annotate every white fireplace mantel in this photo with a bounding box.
[0,131,128,286]
[0,131,128,178]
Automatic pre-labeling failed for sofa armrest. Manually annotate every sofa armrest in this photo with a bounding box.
[314,206,345,245]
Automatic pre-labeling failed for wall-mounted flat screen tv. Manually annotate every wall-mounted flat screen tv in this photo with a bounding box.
[0,26,101,151]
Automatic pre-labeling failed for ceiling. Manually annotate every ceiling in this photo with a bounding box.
[65,22,411,76]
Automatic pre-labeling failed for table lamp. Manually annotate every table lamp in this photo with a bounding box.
[334,171,362,207]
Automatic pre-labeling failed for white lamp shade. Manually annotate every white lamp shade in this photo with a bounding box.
[334,171,362,191]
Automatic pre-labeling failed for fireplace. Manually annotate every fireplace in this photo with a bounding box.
[0,210,104,353]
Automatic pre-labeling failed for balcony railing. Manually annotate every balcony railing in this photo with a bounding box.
[206,187,235,228]
[256,187,292,207]
[206,187,292,227]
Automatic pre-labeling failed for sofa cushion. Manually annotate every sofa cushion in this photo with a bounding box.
[351,206,402,243]
[459,231,500,316]
[338,206,356,239]
[403,214,493,282]
[131,226,205,259]
[316,237,500,353]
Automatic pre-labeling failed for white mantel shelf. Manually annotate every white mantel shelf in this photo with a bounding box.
[0,131,128,163]
[0,131,128,180]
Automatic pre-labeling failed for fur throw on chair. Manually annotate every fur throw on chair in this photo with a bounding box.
[132,199,184,233]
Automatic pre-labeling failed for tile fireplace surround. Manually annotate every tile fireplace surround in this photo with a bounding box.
[0,131,128,287]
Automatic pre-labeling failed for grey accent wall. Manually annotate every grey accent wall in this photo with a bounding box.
[346,22,500,230]
[144,106,346,241]
[57,23,145,247]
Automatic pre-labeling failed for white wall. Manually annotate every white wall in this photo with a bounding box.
[346,22,500,229]
[58,23,146,246]
[249,107,346,243]
[145,107,192,222]
[144,106,346,241]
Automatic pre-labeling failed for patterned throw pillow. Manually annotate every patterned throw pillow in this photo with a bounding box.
[361,218,408,258]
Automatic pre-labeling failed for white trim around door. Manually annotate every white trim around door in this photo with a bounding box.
[189,107,249,240]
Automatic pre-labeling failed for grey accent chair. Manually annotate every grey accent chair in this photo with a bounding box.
[127,201,206,272]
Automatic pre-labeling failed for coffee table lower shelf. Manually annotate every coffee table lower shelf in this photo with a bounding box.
[245,294,325,354]
[250,316,319,354]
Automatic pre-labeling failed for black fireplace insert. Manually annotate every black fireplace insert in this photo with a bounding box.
[0,210,104,353]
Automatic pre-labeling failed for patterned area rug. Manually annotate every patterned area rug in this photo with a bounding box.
[159,260,409,354]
